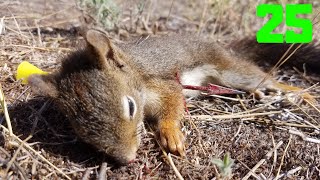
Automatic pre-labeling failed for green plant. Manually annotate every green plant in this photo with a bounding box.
[212,152,234,179]
[79,0,120,30]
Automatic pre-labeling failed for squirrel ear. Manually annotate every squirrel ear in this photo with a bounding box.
[28,74,58,98]
[85,29,124,69]
[86,29,112,55]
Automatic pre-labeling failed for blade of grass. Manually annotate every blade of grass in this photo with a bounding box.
[0,83,13,137]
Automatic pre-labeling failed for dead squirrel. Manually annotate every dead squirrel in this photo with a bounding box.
[28,30,317,165]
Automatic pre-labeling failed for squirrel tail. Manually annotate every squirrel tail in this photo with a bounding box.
[228,38,320,75]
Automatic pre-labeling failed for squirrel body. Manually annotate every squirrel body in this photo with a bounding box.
[28,30,316,164]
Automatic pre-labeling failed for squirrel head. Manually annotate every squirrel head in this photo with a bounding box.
[28,30,146,165]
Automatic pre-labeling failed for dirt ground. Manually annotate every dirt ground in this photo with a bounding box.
[0,0,320,179]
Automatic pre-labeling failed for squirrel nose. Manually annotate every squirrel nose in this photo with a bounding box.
[107,142,139,165]
[112,152,136,165]
[108,146,137,165]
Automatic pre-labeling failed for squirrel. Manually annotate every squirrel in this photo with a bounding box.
[27,30,317,165]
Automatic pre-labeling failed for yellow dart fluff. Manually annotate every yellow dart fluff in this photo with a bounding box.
[16,61,48,84]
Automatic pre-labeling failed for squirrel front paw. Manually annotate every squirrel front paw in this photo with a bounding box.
[159,127,185,157]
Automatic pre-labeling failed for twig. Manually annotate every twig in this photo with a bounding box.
[242,141,283,180]
[277,166,302,179]
[193,113,320,129]
[193,111,282,121]
[166,0,175,25]
[5,135,32,174]
[276,127,320,144]
[146,123,184,179]
[31,159,38,177]
[3,15,40,20]
[167,153,184,180]
[12,18,80,31]
[0,84,13,136]
[38,6,75,21]
[269,135,277,178]
[1,44,72,52]
[10,11,24,40]
[305,98,320,115]
[231,120,243,141]
[0,125,71,180]
[98,162,108,180]
[289,98,319,130]
[292,67,314,84]
[30,100,50,135]
[205,93,244,102]
[149,162,163,175]
[212,164,221,179]
[81,169,91,180]
[236,158,260,179]
[0,147,28,180]
[254,42,302,92]
[275,135,292,180]
[5,26,29,38]
[197,0,208,35]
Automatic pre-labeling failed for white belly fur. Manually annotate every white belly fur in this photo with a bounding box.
[180,64,219,97]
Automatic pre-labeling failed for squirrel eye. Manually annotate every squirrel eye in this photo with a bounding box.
[122,96,136,119]
[127,97,135,117]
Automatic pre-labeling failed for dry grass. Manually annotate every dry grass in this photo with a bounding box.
[0,0,320,179]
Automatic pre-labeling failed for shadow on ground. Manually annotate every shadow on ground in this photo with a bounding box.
[7,97,113,167]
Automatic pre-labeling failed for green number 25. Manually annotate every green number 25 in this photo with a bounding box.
[257,4,312,43]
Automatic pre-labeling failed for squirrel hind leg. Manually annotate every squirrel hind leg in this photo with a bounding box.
[261,81,316,104]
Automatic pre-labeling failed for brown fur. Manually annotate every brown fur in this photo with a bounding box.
[28,30,316,164]
[229,38,320,75]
